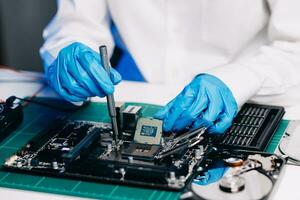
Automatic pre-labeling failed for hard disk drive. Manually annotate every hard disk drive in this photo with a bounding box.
[182,150,285,200]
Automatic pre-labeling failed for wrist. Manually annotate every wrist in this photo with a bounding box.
[204,64,263,108]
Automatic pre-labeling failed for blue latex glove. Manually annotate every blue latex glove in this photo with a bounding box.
[193,161,228,185]
[45,42,122,102]
[155,74,237,133]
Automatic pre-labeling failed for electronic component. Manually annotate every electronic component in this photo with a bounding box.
[5,120,108,171]
[121,143,160,161]
[278,120,300,166]
[134,118,162,145]
[0,96,23,143]
[217,103,285,151]
[121,118,163,161]
[115,102,125,134]
[219,176,245,193]
[224,157,244,167]
[48,138,68,150]
[122,105,142,138]
[4,119,206,190]
[62,124,102,163]
[185,150,285,200]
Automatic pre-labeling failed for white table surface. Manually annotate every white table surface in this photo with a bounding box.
[0,69,299,200]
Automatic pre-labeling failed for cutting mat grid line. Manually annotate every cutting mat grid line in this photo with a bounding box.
[0,98,287,200]
[71,181,82,192]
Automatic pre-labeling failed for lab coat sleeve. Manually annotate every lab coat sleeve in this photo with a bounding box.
[39,0,114,67]
[207,0,300,107]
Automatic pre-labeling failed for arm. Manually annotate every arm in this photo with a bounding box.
[155,0,300,134]
[40,0,114,67]
[39,0,121,103]
[208,0,300,107]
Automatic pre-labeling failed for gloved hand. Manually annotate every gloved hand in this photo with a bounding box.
[45,42,122,102]
[193,161,228,185]
[154,74,237,134]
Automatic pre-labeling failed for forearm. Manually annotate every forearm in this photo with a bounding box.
[207,0,300,107]
[40,0,114,67]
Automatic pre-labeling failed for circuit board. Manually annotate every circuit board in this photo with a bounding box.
[0,98,289,199]
[2,97,212,193]
[4,116,207,190]
[0,98,182,199]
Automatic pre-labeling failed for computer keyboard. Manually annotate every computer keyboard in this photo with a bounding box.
[217,103,285,151]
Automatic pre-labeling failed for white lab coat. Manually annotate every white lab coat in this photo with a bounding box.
[40,0,300,119]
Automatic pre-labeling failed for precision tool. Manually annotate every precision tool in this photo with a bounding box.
[99,45,119,143]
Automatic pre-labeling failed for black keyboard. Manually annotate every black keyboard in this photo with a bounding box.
[218,103,285,151]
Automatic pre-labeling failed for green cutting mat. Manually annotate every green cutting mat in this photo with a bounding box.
[0,98,289,199]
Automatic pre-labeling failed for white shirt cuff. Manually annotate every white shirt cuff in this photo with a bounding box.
[205,64,263,108]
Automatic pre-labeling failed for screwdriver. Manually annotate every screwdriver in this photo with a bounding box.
[99,45,119,143]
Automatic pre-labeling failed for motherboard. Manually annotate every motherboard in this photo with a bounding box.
[4,104,208,190]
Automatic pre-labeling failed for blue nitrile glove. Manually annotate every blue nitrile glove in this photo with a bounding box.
[193,161,228,185]
[154,74,237,134]
[44,42,122,102]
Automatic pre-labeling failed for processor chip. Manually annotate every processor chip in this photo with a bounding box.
[134,118,162,145]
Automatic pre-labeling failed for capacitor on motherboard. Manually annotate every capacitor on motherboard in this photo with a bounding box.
[27,158,32,167]
[52,160,58,170]
[195,149,202,160]
[128,156,134,164]
[16,160,22,168]
[170,171,176,181]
